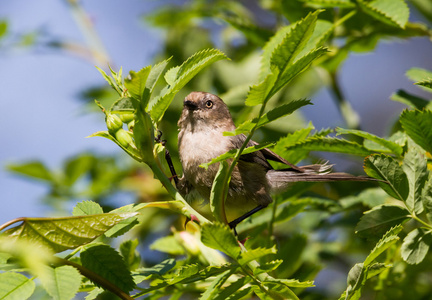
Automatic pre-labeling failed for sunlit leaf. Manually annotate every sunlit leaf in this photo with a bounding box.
[39,265,82,300]
[72,200,103,216]
[199,270,232,300]
[301,0,355,8]
[119,239,141,271]
[403,148,428,214]
[358,0,409,28]
[124,66,151,104]
[401,228,432,264]
[245,71,279,106]
[238,246,277,266]
[201,223,241,259]
[364,154,409,201]
[0,272,35,300]
[213,276,252,300]
[81,243,135,292]
[336,127,403,156]
[364,225,402,265]
[391,90,431,110]
[3,212,137,253]
[150,236,185,255]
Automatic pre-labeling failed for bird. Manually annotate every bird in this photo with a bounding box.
[176,91,374,230]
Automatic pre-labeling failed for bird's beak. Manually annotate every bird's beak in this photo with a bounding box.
[184,100,198,111]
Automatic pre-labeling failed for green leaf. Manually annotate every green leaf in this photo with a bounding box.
[273,122,314,164]
[146,57,172,95]
[400,110,432,154]
[422,175,432,220]
[150,236,185,255]
[87,131,142,162]
[391,90,431,110]
[254,281,299,300]
[199,270,232,300]
[355,204,410,238]
[39,266,82,300]
[81,243,135,292]
[200,142,274,169]
[364,154,409,201]
[271,47,328,97]
[270,10,321,71]
[225,100,312,136]
[253,260,283,276]
[336,127,403,156]
[104,205,139,238]
[201,223,241,259]
[264,277,314,288]
[120,239,141,271]
[358,0,409,29]
[110,97,135,113]
[124,66,151,105]
[364,225,402,265]
[416,79,432,90]
[3,212,137,253]
[406,67,432,83]
[403,147,428,214]
[245,71,279,106]
[401,228,432,265]
[209,161,229,224]
[213,276,252,300]
[96,66,121,95]
[238,246,277,266]
[63,154,95,186]
[0,272,35,300]
[286,136,372,156]
[7,161,53,182]
[300,0,355,8]
[72,201,103,216]
[149,48,228,123]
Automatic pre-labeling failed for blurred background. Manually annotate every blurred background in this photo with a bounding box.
[2,0,432,298]
[1,0,431,226]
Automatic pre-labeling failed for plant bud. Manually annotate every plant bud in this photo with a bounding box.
[119,113,135,124]
[115,129,134,148]
[127,120,135,131]
[106,113,123,134]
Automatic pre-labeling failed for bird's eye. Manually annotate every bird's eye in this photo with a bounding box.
[205,100,213,108]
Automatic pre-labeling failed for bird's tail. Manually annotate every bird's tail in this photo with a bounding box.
[267,162,377,192]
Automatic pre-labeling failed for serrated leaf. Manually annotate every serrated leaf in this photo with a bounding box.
[72,201,103,216]
[271,10,320,70]
[403,148,428,214]
[213,276,252,300]
[132,259,176,284]
[422,175,432,220]
[245,71,279,106]
[253,260,283,276]
[401,228,432,265]
[146,57,172,95]
[364,154,409,201]
[201,223,241,259]
[238,246,277,266]
[3,213,137,253]
[364,225,402,266]
[358,0,409,29]
[225,100,312,136]
[199,269,232,300]
[400,110,432,154]
[416,79,432,90]
[336,128,403,157]
[110,97,135,113]
[124,66,151,104]
[391,90,431,110]
[255,281,299,300]
[209,161,229,224]
[355,204,410,238]
[200,142,275,169]
[149,48,228,123]
[406,67,432,83]
[96,66,121,95]
[301,0,355,8]
[265,277,315,288]
[0,272,35,300]
[286,136,372,156]
[164,66,180,86]
[39,266,82,300]
[168,264,200,284]
[7,161,53,182]
[81,243,135,292]
[271,47,328,96]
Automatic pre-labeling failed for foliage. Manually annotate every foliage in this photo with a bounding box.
[2,1,432,299]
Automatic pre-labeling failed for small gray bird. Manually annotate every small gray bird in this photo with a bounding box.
[177,91,373,229]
